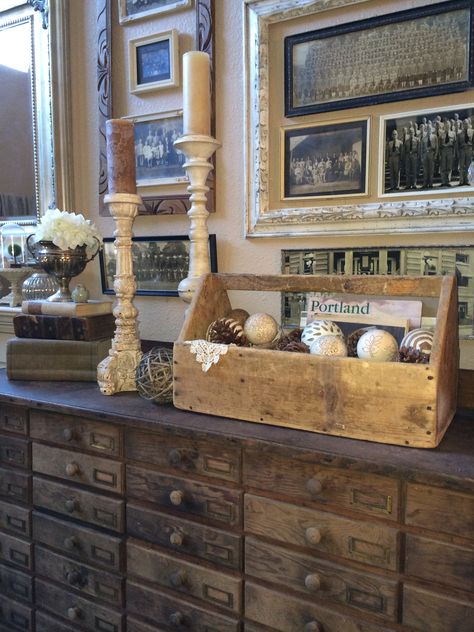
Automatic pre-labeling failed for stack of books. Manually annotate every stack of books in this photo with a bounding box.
[7,300,115,381]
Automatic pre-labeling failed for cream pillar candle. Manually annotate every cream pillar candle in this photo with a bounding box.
[182,51,211,136]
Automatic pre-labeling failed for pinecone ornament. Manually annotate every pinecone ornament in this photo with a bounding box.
[346,327,373,357]
[206,318,248,346]
[399,346,429,364]
[279,341,310,353]
[276,328,303,350]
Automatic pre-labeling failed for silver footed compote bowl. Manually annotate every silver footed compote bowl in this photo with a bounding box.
[26,236,100,302]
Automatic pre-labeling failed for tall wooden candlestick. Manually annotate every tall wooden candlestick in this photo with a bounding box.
[175,52,220,303]
[97,119,142,395]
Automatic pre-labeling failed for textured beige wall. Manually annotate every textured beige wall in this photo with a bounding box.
[70,0,474,343]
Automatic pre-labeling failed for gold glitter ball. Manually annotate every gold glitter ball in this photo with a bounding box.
[244,312,279,345]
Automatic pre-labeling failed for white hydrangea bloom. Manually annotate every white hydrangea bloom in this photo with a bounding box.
[34,209,103,251]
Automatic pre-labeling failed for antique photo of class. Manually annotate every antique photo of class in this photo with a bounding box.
[382,105,474,195]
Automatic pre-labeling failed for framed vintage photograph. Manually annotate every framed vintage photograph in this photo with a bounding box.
[285,0,474,117]
[380,104,474,197]
[118,0,192,25]
[125,110,187,188]
[129,30,179,94]
[282,119,369,200]
[99,234,217,297]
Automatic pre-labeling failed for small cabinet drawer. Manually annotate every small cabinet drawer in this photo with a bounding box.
[245,494,398,571]
[245,582,395,632]
[35,578,124,632]
[0,594,32,631]
[35,546,124,607]
[0,531,32,570]
[403,583,474,632]
[33,512,123,572]
[128,540,242,614]
[406,483,474,540]
[0,500,31,537]
[245,537,398,620]
[36,611,82,632]
[244,445,399,520]
[0,564,33,603]
[0,436,29,470]
[127,618,168,632]
[33,476,124,532]
[0,467,30,503]
[125,428,241,483]
[127,465,242,527]
[127,503,242,570]
[405,534,474,592]
[33,444,123,494]
[127,581,240,632]
[0,405,27,435]
[30,410,121,456]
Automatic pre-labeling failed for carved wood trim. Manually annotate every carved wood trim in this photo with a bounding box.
[98,0,112,216]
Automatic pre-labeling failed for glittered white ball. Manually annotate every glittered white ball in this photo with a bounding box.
[357,328,399,362]
[310,335,348,357]
[244,313,279,345]
[400,328,434,357]
[301,320,343,346]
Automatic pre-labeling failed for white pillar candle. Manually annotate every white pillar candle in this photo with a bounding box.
[182,51,211,136]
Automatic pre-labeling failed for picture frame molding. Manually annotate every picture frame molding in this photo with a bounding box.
[118,0,192,25]
[99,234,217,297]
[244,0,474,238]
[128,29,179,95]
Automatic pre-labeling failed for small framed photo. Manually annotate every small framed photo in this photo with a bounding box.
[119,0,192,25]
[129,30,179,94]
[281,118,369,199]
[125,110,187,188]
[99,235,217,297]
[379,104,474,197]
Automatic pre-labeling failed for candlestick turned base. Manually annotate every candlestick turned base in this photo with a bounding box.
[174,134,221,303]
[97,193,142,395]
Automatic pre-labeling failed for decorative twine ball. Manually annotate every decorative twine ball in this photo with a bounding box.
[310,335,348,357]
[225,308,250,327]
[357,328,399,362]
[301,320,343,346]
[244,312,279,345]
[399,328,434,363]
[136,347,174,404]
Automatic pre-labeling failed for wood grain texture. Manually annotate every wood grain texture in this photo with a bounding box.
[403,583,474,632]
[0,564,32,604]
[127,618,169,632]
[127,503,242,570]
[0,499,31,538]
[406,483,474,540]
[0,593,32,632]
[0,435,30,470]
[127,581,239,632]
[0,403,28,435]
[0,466,30,503]
[0,531,32,571]
[244,494,399,571]
[245,537,398,621]
[35,611,82,632]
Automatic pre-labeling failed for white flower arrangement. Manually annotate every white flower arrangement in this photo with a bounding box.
[34,209,103,252]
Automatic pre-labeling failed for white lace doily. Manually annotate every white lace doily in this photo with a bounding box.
[189,339,229,372]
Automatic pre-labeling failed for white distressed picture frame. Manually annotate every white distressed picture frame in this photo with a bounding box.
[129,29,179,95]
[118,0,192,25]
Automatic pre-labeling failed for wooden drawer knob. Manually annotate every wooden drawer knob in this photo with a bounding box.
[305,573,321,592]
[170,531,183,546]
[65,498,78,513]
[169,490,185,506]
[169,611,184,626]
[170,570,187,588]
[63,428,74,441]
[67,606,82,621]
[305,527,322,545]
[66,570,84,587]
[64,536,79,550]
[305,477,323,495]
[168,449,182,466]
[65,462,80,477]
[304,622,322,632]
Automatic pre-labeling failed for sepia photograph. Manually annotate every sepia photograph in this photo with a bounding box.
[285,0,473,116]
[129,30,179,94]
[100,235,217,297]
[380,104,474,195]
[282,119,368,199]
[125,111,188,187]
[118,0,192,24]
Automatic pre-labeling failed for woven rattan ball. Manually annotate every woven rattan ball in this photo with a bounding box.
[136,347,174,404]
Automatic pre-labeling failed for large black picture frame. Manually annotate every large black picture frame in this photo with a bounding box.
[285,0,474,117]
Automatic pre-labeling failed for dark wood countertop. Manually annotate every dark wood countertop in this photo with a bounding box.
[0,369,472,492]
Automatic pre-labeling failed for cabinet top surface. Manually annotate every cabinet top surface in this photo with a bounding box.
[0,370,472,488]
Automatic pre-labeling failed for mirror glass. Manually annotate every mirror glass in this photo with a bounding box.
[0,1,71,225]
